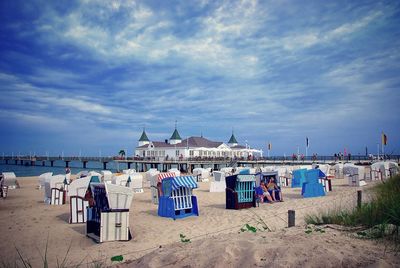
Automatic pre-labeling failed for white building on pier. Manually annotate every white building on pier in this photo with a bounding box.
[134,127,262,160]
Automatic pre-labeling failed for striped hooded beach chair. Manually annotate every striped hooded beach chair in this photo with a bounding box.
[158,176,199,219]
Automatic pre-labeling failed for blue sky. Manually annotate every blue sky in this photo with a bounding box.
[0,0,399,157]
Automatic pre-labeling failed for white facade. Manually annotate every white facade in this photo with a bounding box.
[135,138,262,161]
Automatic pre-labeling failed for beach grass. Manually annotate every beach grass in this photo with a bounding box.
[305,174,400,245]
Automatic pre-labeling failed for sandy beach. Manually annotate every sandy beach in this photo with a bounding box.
[0,175,398,267]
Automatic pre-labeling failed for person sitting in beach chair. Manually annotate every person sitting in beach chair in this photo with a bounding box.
[257,182,274,203]
[266,178,283,202]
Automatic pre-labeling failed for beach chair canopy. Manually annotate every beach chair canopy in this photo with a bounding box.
[123,169,136,175]
[170,176,198,190]
[105,183,133,210]
[68,177,91,197]
[2,172,16,179]
[156,172,175,183]
[236,174,256,182]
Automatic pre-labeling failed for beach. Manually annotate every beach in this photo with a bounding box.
[0,175,398,267]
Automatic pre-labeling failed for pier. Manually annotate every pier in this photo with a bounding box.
[1,155,399,172]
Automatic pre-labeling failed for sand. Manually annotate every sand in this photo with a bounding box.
[0,175,398,267]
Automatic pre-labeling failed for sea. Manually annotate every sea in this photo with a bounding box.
[0,160,132,177]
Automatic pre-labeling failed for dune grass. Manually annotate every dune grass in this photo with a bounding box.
[305,174,400,245]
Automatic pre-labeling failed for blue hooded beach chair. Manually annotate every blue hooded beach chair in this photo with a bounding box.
[301,169,326,198]
[158,176,199,220]
[291,168,307,188]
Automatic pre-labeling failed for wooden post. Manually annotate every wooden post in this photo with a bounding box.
[288,210,295,227]
[357,190,362,209]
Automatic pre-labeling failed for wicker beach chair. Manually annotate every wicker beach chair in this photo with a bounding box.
[158,176,199,219]
[226,174,256,209]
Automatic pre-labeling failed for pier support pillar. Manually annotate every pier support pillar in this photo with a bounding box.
[5,159,8,165]
[31,161,35,166]
[15,160,18,165]
[103,162,107,170]
[42,161,45,166]
[20,160,23,165]
[127,162,131,169]
[65,161,70,168]
[83,161,87,169]
[50,160,54,167]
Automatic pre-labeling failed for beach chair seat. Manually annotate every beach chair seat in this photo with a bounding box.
[301,169,325,198]
[158,176,199,219]
[226,174,256,210]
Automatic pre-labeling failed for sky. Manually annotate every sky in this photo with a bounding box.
[0,0,399,157]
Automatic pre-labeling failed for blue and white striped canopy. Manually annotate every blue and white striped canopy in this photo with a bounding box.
[171,176,198,190]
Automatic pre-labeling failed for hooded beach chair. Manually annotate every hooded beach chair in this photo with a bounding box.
[226,174,256,209]
[150,172,175,204]
[2,172,19,189]
[291,169,307,188]
[68,177,91,223]
[210,171,227,192]
[101,170,113,184]
[125,173,144,193]
[44,175,66,205]
[343,164,366,186]
[38,172,53,189]
[301,169,326,198]
[158,176,199,219]
[255,171,281,203]
[193,168,210,182]
[86,183,133,243]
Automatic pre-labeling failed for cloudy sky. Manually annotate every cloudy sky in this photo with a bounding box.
[0,0,399,157]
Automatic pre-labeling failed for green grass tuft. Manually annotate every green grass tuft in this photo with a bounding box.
[305,174,400,246]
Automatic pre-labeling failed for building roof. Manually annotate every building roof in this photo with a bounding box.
[137,141,176,149]
[138,130,149,141]
[231,144,246,149]
[170,128,182,140]
[136,136,224,149]
[228,133,238,144]
[179,136,223,148]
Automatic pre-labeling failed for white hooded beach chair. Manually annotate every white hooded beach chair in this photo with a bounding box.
[123,169,136,175]
[44,175,66,205]
[101,170,113,184]
[343,164,366,187]
[112,174,130,186]
[38,172,53,189]
[2,172,19,189]
[150,172,175,204]
[86,183,133,242]
[68,177,91,223]
[145,169,159,182]
[126,173,144,193]
[210,171,227,192]
[193,168,211,182]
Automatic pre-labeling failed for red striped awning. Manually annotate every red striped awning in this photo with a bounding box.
[157,172,175,183]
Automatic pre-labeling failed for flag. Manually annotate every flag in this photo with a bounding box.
[382,133,387,145]
[268,142,272,150]
[306,137,309,148]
